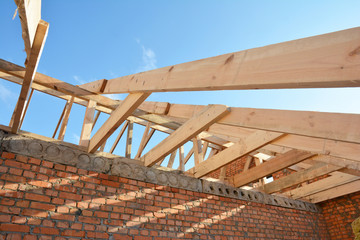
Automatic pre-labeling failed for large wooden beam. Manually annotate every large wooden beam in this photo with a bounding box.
[104,27,360,93]
[167,104,360,144]
[261,162,343,194]
[11,20,49,133]
[232,150,315,187]
[79,100,97,147]
[14,0,42,61]
[88,93,150,153]
[193,131,284,178]
[305,179,360,203]
[141,105,230,167]
[284,172,360,199]
[78,79,108,93]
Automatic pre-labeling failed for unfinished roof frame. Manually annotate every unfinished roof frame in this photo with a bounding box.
[1,0,360,204]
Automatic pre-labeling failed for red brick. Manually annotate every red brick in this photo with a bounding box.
[56,221,69,228]
[15,155,28,163]
[29,180,52,188]
[30,202,55,211]
[1,174,26,183]
[101,179,120,188]
[87,232,109,239]
[25,193,50,202]
[4,160,30,170]
[33,227,60,235]
[23,170,36,178]
[134,236,152,240]
[28,157,41,165]
[42,161,54,168]
[23,235,37,240]
[0,223,30,232]
[50,213,75,221]
[0,166,8,173]
[0,198,15,206]
[78,216,101,224]
[59,192,82,201]
[0,215,11,222]
[1,152,15,159]
[9,168,23,176]
[66,165,77,173]
[22,209,48,218]
[11,216,26,224]
[0,206,20,215]
[61,229,85,237]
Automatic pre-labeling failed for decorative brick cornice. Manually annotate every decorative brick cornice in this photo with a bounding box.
[0,130,320,213]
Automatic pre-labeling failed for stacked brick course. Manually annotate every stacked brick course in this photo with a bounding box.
[0,151,330,239]
[320,191,360,240]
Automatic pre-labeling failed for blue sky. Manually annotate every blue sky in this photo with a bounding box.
[0,1,359,169]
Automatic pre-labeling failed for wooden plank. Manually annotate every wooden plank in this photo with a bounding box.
[183,148,195,165]
[306,179,360,203]
[57,97,75,141]
[178,146,185,171]
[201,141,209,159]
[52,101,67,138]
[219,166,227,181]
[79,100,97,147]
[125,121,133,158]
[142,105,230,166]
[88,93,150,153]
[104,27,360,93]
[11,20,49,133]
[135,123,151,159]
[262,162,343,194]
[168,104,360,144]
[136,128,155,160]
[19,88,34,129]
[92,111,101,131]
[109,121,129,154]
[194,131,285,178]
[193,136,203,165]
[167,150,177,168]
[243,156,253,172]
[284,172,360,199]
[232,150,315,187]
[14,0,42,60]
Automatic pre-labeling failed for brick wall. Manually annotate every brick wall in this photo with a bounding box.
[320,191,360,240]
[0,151,330,239]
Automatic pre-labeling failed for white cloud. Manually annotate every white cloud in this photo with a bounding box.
[73,75,86,85]
[0,82,14,103]
[136,40,157,72]
[72,133,80,144]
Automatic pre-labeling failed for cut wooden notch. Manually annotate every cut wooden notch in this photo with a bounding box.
[141,104,230,167]
[88,93,150,153]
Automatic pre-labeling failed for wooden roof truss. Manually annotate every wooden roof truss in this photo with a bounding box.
[1,0,360,204]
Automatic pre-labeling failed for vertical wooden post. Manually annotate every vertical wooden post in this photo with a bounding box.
[79,100,97,147]
[125,121,133,158]
[58,97,75,141]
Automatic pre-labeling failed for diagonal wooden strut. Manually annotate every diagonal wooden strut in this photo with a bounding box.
[141,105,230,167]
[11,20,49,133]
[88,93,150,153]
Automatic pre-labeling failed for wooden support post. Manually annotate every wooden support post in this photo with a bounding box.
[52,101,67,138]
[243,156,253,172]
[19,88,34,129]
[219,166,227,181]
[135,123,151,159]
[194,131,284,178]
[178,146,185,171]
[79,100,97,147]
[167,150,177,168]
[100,141,106,152]
[193,136,203,166]
[58,97,75,141]
[109,121,129,154]
[141,105,230,167]
[262,162,343,194]
[201,141,209,160]
[88,93,150,153]
[11,20,49,133]
[125,121,133,158]
[232,150,315,187]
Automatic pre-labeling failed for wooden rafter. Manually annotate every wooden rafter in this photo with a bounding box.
[167,150,177,168]
[141,105,230,167]
[103,27,360,93]
[11,20,49,133]
[232,150,315,187]
[284,172,360,199]
[194,131,285,178]
[88,93,150,153]
[110,121,129,154]
[261,162,343,194]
